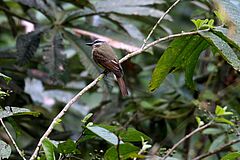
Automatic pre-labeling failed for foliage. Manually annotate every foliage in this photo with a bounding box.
[0,0,239,159]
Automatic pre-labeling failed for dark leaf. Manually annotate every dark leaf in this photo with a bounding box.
[104,143,140,160]
[43,32,65,75]
[57,139,78,154]
[200,31,240,71]
[16,30,42,65]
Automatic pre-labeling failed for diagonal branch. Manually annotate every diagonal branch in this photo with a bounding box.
[192,138,240,160]
[141,0,181,49]
[29,28,210,160]
[161,121,213,160]
[0,119,27,160]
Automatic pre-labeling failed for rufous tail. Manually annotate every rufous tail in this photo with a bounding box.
[117,77,128,96]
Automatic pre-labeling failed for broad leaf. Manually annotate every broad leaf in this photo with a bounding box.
[57,139,78,154]
[119,128,151,142]
[200,31,240,71]
[214,117,234,126]
[42,138,56,160]
[0,140,11,160]
[87,125,123,145]
[214,0,240,27]
[0,106,39,119]
[221,152,240,160]
[104,143,140,160]
[209,135,226,152]
[149,35,208,91]
[214,27,240,51]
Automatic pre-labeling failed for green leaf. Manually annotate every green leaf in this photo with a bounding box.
[221,152,240,160]
[214,117,234,126]
[202,128,223,135]
[209,135,226,152]
[119,128,151,142]
[42,138,56,160]
[149,35,208,91]
[0,106,40,119]
[195,116,204,127]
[87,125,123,145]
[200,31,240,71]
[104,143,140,160]
[214,0,240,27]
[184,39,209,88]
[213,27,240,51]
[57,139,78,154]
[0,140,11,159]
[215,105,233,116]
[0,73,11,84]
[81,113,93,124]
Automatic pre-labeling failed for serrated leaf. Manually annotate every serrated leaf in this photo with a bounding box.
[0,106,39,119]
[200,31,240,71]
[57,139,78,154]
[0,73,11,84]
[221,152,240,160]
[119,128,151,142]
[104,143,140,160]
[87,125,123,145]
[16,30,42,65]
[43,32,65,75]
[42,138,56,160]
[0,140,11,159]
[209,135,226,152]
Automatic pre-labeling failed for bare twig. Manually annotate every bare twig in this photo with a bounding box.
[29,29,210,160]
[141,0,181,49]
[0,119,26,160]
[193,138,240,160]
[162,121,213,160]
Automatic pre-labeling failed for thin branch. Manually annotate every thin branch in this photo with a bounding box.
[0,119,26,160]
[193,138,240,160]
[29,29,210,160]
[29,75,104,160]
[162,121,213,160]
[141,0,181,49]
[120,29,210,63]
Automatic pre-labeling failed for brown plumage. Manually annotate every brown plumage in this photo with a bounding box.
[86,40,128,96]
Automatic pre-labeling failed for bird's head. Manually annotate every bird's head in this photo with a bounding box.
[86,39,106,48]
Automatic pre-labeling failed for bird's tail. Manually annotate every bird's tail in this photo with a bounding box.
[117,77,128,96]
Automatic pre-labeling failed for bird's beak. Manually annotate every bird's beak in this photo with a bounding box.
[86,42,93,46]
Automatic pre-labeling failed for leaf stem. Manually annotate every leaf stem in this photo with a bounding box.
[0,118,27,160]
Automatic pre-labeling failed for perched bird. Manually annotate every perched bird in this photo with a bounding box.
[86,40,128,96]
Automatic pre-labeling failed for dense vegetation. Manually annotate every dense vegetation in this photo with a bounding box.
[0,0,239,160]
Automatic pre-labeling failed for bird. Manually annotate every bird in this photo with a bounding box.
[86,39,128,96]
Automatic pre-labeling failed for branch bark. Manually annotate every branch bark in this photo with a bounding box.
[0,119,26,160]
[193,138,240,160]
[162,121,213,160]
